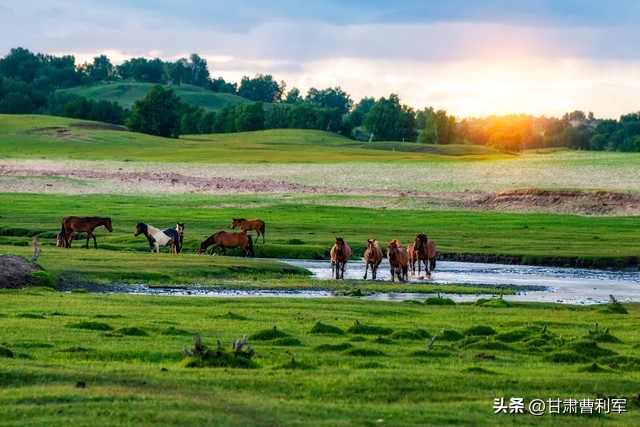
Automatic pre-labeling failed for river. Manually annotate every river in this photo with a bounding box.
[64,258,640,306]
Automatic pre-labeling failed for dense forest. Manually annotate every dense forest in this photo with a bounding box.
[1,47,639,151]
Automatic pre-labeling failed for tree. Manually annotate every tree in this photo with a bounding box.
[126,85,183,137]
[238,74,284,103]
[363,94,417,142]
[305,87,353,114]
[284,87,302,104]
[83,55,114,82]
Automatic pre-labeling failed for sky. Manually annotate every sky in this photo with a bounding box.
[1,0,639,119]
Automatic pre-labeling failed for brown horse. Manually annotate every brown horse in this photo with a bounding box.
[197,231,254,257]
[363,239,383,280]
[330,237,351,280]
[231,218,265,243]
[414,233,437,277]
[386,239,409,282]
[60,216,112,249]
[56,231,75,247]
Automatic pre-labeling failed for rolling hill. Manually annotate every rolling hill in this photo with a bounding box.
[60,82,249,111]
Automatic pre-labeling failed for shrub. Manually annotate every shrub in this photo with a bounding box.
[424,297,455,306]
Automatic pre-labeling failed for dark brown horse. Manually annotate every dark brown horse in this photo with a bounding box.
[330,237,351,280]
[59,216,112,249]
[386,239,409,282]
[231,218,265,243]
[197,231,254,257]
[407,242,418,276]
[363,239,383,280]
[414,233,437,277]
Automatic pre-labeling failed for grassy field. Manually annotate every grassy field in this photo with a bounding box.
[1,290,638,426]
[1,114,640,425]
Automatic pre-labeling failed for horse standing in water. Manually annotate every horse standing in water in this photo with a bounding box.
[59,216,113,249]
[414,233,437,277]
[134,222,180,254]
[363,239,383,280]
[197,231,254,257]
[407,241,418,276]
[387,239,409,282]
[330,237,351,280]
[231,218,265,243]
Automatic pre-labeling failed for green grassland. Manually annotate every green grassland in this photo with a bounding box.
[1,290,638,426]
[1,114,640,425]
[59,82,249,111]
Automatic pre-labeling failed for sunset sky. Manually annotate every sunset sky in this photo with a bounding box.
[1,0,639,119]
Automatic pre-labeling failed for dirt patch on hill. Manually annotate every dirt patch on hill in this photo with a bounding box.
[0,255,40,289]
[466,189,640,216]
[69,123,125,131]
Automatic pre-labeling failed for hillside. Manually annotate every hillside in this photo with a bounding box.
[60,82,249,111]
[0,115,503,162]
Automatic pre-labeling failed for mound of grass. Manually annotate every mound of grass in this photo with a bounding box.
[17,313,45,319]
[390,329,431,340]
[577,363,608,373]
[310,321,345,335]
[117,327,149,337]
[315,343,353,352]
[213,311,248,320]
[569,341,617,358]
[544,351,590,364]
[28,270,56,289]
[476,298,511,308]
[159,326,192,336]
[250,326,289,341]
[0,346,15,358]
[61,346,92,353]
[603,303,628,314]
[424,297,456,305]
[345,348,385,357]
[182,333,256,369]
[372,336,394,344]
[439,329,464,342]
[463,367,496,374]
[67,321,114,331]
[347,322,393,336]
[464,326,497,336]
[587,331,622,344]
[286,239,305,245]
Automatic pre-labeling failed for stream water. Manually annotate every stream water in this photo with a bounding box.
[64,258,640,306]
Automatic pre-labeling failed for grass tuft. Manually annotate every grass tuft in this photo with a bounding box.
[348,322,393,336]
[464,325,497,336]
[309,321,345,335]
[67,321,114,331]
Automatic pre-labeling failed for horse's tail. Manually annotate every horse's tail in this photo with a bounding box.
[247,235,255,257]
[58,220,67,247]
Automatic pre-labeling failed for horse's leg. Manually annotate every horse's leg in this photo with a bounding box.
[340,262,345,280]
[363,262,369,280]
[91,232,98,249]
[331,261,336,279]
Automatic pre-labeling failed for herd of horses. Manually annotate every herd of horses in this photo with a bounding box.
[332,234,437,282]
[57,216,264,257]
[56,216,436,282]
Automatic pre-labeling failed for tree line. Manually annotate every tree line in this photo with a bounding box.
[1,47,639,152]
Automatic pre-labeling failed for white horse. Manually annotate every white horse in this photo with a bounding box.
[134,222,180,254]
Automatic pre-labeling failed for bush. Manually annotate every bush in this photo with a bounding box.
[424,297,455,305]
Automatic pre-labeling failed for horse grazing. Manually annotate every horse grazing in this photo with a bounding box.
[134,222,180,254]
[330,237,351,280]
[197,231,254,257]
[414,233,437,277]
[363,239,383,280]
[386,239,409,282]
[175,222,185,253]
[231,218,265,243]
[59,216,113,249]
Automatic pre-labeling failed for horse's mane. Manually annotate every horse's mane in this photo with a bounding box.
[389,239,401,248]
[335,237,345,244]
[416,233,428,243]
[233,218,246,222]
